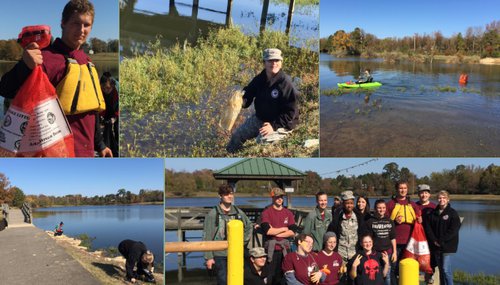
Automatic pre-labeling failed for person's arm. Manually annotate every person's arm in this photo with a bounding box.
[202,210,216,261]
[301,213,313,235]
[242,212,253,245]
[242,75,259,108]
[125,256,139,280]
[382,252,390,277]
[284,271,304,285]
[349,254,362,280]
[439,210,461,244]
[0,43,42,99]
[276,230,295,238]
[272,81,298,130]
[0,61,32,99]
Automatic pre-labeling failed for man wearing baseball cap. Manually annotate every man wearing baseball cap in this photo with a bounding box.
[416,184,437,285]
[244,247,270,285]
[226,48,300,153]
[260,187,298,285]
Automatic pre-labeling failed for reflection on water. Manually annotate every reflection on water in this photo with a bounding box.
[33,205,164,264]
[320,54,500,156]
[120,0,319,56]
[166,198,500,274]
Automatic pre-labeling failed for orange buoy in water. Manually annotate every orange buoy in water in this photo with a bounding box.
[459,74,468,85]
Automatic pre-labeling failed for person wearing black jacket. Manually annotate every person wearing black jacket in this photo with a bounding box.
[244,247,271,285]
[118,239,155,283]
[226,48,299,153]
[424,191,460,285]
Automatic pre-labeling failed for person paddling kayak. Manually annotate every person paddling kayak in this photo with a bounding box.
[355,69,373,84]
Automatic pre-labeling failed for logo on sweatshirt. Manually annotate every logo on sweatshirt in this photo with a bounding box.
[271,89,279,98]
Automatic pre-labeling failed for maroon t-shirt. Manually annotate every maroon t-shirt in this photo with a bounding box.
[282,252,319,285]
[42,38,97,157]
[317,251,342,285]
[261,206,295,246]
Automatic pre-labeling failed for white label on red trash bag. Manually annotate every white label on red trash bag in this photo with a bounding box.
[0,106,29,152]
[406,236,430,255]
[0,97,71,153]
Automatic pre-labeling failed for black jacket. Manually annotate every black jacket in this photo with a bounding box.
[424,204,461,253]
[327,208,368,242]
[244,259,271,285]
[243,69,299,130]
[118,239,152,280]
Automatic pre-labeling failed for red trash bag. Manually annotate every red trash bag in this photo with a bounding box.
[402,222,433,273]
[0,66,74,157]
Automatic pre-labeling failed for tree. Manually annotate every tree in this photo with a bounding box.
[10,187,25,207]
[107,39,119,53]
[90,37,107,53]
[382,162,400,182]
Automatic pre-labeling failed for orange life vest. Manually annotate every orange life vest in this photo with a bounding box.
[459,74,468,84]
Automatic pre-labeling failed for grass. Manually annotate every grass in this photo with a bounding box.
[435,85,457,92]
[48,232,163,284]
[454,270,500,285]
[88,52,118,61]
[120,27,318,157]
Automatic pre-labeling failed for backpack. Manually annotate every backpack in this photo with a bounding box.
[213,205,245,241]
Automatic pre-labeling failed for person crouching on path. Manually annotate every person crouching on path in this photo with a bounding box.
[118,239,155,283]
[226,48,299,153]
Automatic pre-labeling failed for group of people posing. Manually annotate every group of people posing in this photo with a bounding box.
[204,181,460,285]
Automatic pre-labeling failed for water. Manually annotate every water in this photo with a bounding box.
[320,54,500,156]
[166,197,500,275]
[32,204,164,266]
[120,0,319,56]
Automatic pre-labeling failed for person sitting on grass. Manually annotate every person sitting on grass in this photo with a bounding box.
[226,48,299,153]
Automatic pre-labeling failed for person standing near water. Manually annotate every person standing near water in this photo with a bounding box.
[203,184,252,285]
[424,191,461,285]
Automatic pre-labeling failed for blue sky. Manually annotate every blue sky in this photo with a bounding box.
[0,0,118,41]
[0,159,164,196]
[165,158,500,179]
[320,0,500,38]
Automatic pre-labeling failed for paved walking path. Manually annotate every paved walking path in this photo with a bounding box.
[0,209,101,285]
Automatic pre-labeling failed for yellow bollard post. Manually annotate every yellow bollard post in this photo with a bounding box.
[399,258,419,285]
[227,219,244,285]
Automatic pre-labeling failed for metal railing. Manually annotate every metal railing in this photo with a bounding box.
[21,202,32,224]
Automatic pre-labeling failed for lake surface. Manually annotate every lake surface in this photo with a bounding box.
[166,197,500,275]
[320,54,500,156]
[33,205,164,266]
[120,0,319,56]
